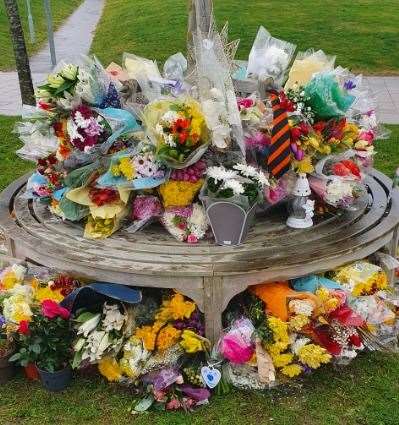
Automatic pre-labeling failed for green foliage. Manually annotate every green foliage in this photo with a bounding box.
[0,0,83,71]
[10,309,72,372]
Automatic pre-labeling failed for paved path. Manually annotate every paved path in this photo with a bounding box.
[364,76,399,125]
[0,0,105,116]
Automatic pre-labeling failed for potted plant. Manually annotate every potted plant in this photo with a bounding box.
[10,299,73,391]
[200,163,269,246]
[0,315,16,384]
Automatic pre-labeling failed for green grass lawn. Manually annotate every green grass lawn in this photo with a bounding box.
[0,118,398,424]
[0,352,398,424]
[91,0,399,75]
[0,0,83,71]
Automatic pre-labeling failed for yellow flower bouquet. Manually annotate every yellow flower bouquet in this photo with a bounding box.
[143,98,210,168]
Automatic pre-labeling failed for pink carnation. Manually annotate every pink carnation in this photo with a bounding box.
[41,299,70,320]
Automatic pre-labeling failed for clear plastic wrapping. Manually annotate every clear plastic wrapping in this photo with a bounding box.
[246,26,296,87]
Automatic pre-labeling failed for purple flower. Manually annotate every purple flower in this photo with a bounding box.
[0,315,5,328]
[344,80,356,90]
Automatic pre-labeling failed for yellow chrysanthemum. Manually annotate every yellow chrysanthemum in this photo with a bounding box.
[156,325,181,352]
[118,157,136,180]
[111,164,121,177]
[289,314,310,331]
[159,180,204,208]
[298,344,331,369]
[98,357,122,382]
[293,156,314,174]
[270,352,294,368]
[281,363,302,378]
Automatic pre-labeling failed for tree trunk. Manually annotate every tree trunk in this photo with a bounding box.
[4,0,35,106]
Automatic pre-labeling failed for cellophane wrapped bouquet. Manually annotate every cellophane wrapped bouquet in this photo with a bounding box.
[216,256,399,390]
[15,6,387,245]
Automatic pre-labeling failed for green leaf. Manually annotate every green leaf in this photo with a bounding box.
[54,79,76,96]
[31,344,41,354]
[72,351,82,370]
[8,353,20,362]
[75,311,96,323]
[134,395,154,412]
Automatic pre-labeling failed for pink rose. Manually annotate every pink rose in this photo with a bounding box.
[237,98,254,109]
[41,299,70,320]
[166,398,181,411]
[187,234,198,244]
[358,130,374,144]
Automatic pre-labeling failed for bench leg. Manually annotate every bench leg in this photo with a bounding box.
[203,276,223,345]
[388,225,399,285]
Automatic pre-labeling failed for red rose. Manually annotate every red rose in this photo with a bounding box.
[313,121,326,133]
[18,320,30,335]
[290,127,302,142]
[299,122,310,135]
[349,333,362,347]
[41,299,70,320]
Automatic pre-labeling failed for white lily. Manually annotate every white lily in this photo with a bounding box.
[77,313,101,337]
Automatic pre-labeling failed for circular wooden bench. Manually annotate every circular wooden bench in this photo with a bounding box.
[1,169,399,343]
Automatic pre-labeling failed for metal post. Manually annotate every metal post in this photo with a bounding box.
[25,0,35,43]
[43,0,56,67]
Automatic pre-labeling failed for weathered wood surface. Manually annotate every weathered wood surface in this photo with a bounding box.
[1,170,399,342]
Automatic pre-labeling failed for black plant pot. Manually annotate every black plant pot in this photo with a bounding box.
[203,200,258,246]
[0,351,16,384]
[38,366,72,392]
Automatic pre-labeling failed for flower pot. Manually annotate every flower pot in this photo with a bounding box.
[0,351,16,384]
[202,200,258,246]
[24,363,39,381]
[38,366,72,392]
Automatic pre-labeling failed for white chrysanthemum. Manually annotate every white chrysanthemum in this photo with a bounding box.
[256,171,269,187]
[291,337,311,356]
[207,166,238,182]
[188,204,208,238]
[325,180,353,205]
[161,110,179,123]
[67,118,84,141]
[288,299,314,317]
[233,163,258,178]
[222,179,245,195]
[165,133,176,147]
[74,111,90,129]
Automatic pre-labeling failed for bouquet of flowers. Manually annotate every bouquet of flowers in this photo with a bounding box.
[144,98,209,168]
[159,160,206,208]
[161,203,208,243]
[203,163,268,210]
[72,302,128,368]
[309,154,367,210]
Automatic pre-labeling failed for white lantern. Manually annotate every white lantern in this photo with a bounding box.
[286,173,314,229]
